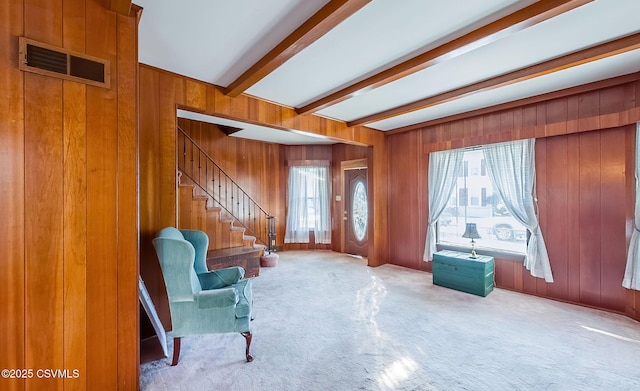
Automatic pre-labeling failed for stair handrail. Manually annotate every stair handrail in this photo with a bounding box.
[177,125,275,251]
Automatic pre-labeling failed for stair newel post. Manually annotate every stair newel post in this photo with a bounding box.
[258,213,262,244]
[267,216,276,254]
[264,215,268,252]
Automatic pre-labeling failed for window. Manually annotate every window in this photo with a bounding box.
[438,149,527,253]
[352,181,368,241]
[284,165,331,244]
[458,188,468,206]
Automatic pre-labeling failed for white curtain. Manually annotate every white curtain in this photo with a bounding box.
[423,149,464,261]
[623,123,640,290]
[285,166,331,244]
[483,139,554,282]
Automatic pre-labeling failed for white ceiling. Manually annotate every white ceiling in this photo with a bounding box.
[137,0,640,143]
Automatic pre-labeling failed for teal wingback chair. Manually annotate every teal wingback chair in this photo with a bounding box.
[152,227,253,365]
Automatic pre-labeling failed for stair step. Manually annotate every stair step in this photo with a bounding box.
[242,235,257,248]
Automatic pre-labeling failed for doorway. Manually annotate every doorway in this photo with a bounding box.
[342,165,368,257]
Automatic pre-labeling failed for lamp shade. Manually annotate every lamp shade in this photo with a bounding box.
[462,223,481,239]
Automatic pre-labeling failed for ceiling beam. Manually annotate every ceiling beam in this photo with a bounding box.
[224,0,371,98]
[296,0,592,115]
[348,32,640,127]
[385,72,640,135]
[110,0,132,16]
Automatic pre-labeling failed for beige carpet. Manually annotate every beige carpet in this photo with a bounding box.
[140,250,640,390]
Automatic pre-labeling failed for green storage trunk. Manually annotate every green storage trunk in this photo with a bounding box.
[432,250,494,297]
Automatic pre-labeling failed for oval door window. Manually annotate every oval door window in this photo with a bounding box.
[352,181,368,241]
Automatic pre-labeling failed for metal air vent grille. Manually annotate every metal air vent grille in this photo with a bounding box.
[19,37,110,89]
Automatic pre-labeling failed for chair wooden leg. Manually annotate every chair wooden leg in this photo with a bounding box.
[171,337,181,366]
[241,331,253,362]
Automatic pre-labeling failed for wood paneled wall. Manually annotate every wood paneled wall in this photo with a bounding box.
[387,130,430,272]
[527,130,631,311]
[387,79,640,320]
[139,65,389,328]
[0,1,139,389]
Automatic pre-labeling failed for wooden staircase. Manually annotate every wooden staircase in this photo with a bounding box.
[178,182,264,277]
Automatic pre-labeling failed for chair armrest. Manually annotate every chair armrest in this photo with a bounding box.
[198,266,246,290]
[196,287,238,309]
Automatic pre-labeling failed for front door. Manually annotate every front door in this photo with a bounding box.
[344,168,368,257]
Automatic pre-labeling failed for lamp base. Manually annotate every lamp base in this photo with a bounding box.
[469,248,477,259]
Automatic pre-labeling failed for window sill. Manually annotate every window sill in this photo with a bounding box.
[436,243,525,262]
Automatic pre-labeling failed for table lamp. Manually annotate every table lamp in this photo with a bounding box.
[462,223,481,258]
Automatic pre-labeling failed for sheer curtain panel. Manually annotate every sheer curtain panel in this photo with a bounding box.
[623,122,640,290]
[312,166,331,244]
[284,166,331,244]
[424,149,464,261]
[483,139,554,282]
